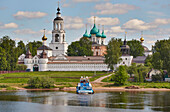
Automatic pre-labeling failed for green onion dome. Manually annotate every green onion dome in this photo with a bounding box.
[83,30,89,38]
[96,29,102,37]
[101,30,106,38]
[88,34,91,38]
[90,24,98,34]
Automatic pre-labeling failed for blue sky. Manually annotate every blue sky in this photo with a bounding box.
[0,0,169,49]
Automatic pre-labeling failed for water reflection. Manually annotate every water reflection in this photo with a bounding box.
[0,91,170,112]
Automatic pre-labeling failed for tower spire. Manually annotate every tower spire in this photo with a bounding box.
[125,31,127,40]
[140,31,144,44]
[124,31,127,45]
[94,16,96,24]
[86,23,87,30]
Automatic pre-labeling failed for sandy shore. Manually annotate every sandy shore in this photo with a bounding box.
[1,87,170,92]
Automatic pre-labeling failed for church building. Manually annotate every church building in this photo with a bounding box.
[18,5,133,72]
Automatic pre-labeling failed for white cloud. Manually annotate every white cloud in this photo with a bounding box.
[13,11,47,19]
[64,16,84,30]
[63,3,70,7]
[73,0,99,2]
[14,29,51,35]
[87,16,120,26]
[147,11,166,16]
[110,26,125,33]
[14,29,36,34]
[0,22,18,29]
[122,19,157,31]
[153,18,170,25]
[95,3,138,15]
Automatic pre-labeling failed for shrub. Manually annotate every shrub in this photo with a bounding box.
[6,87,17,90]
[152,73,163,82]
[113,66,129,86]
[27,76,54,88]
[16,64,27,71]
[0,85,9,88]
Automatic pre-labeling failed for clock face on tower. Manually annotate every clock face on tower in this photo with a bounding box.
[55,34,59,42]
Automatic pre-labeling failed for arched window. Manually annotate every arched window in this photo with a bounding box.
[101,41,103,45]
[63,34,65,42]
[97,40,99,44]
[55,34,59,42]
[93,38,95,42]
[96,52,98,56]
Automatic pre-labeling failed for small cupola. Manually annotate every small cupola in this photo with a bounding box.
[83,24,90,38]
[25,49,32,59]
[90,16,98,34]
[101,25,106,38]
[96,24,102,37]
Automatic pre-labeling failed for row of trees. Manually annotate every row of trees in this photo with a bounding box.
[67,37,144,58]
[104,38,144,71]
[0,36,42,71]
[67,37,93,56]
[145,38,170,75]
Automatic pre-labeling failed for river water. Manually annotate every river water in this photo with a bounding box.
[0,91,170,112]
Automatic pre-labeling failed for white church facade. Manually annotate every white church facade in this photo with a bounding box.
[18,6,134,72]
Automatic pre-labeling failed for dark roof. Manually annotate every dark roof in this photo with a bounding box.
[132,56,146,64]
[54,17,63,21]
[37,45,52,50]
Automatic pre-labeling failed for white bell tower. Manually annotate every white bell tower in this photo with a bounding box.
[49,3,68,56]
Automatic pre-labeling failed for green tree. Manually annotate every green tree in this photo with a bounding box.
[113,65,129,86]
[27,77,54,88]
[0,36,18,71]
[17,40,26,56]
[26,41,42,56]
[152,39,170,74]
[127,39,144,58]
[144,55,153,68]
[67,37,93,56]
[139,71,144,83]
[104,38,122,70]
[0,47,7,70]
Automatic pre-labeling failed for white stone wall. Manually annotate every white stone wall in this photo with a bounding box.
[117,56,133,67]
[47,63,108,71]
[39,58,48,71]
[165,78,170,82]
[49,42,68,56]
[24,58,33,71]
[144,51,152,57]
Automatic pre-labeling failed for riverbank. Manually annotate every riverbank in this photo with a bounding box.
[1,86,170,92]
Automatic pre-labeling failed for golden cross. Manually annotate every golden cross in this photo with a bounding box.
[58,1,60,7]
[94,16,96,24]
[86,24,87,30]
[141,31,143,37]
[125,31,127,39]
[102,25,104,31]
[43,29,46,35]
[98,24,100,29]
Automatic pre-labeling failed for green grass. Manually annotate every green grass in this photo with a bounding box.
[0,71,107,83]
[102,76,170,89]
[127,82,170,89]
[6,87,17,90]
[90,73,111,81]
